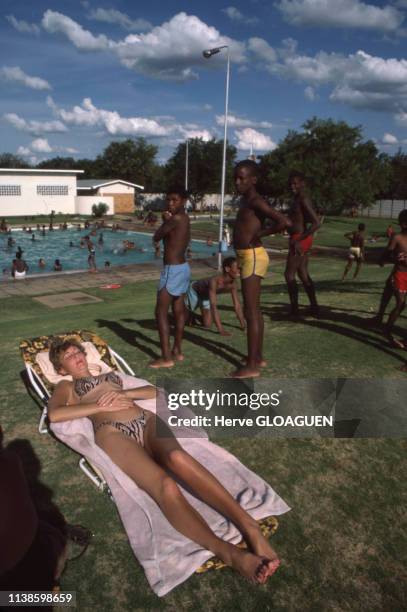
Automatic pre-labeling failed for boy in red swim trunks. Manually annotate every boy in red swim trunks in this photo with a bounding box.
[383,210,407,349]
[285,171,320,317]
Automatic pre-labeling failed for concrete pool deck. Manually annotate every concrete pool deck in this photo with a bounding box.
[0,258,218,299]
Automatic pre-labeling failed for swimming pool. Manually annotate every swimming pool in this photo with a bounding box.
[0,227,221,275]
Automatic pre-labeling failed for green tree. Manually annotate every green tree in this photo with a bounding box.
[0,153,31,168]
[258,118,390,213]
[97,138,158,190]
[388,150,407,199]
[165,138,237,208]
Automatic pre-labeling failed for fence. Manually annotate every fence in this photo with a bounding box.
[360,200,407,219]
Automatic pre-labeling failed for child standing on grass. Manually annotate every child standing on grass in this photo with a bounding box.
[341,223,366,281]
[149,187,191,368]
[232,160,290,379]
[382,210,407,349]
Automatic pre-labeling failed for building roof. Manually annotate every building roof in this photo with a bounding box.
[0,168,84,174]
[77,178,144,190]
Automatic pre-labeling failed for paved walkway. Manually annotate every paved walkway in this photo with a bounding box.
[0,259,218,299]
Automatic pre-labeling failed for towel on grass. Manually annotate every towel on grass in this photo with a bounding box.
[51,373,290,596]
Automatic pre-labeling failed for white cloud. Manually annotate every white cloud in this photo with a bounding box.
[4,113,67,134]
[181,128,212,141]
[216,114,272,128]
[395,111,407,126]
[250,42,407,113]
[0,66,51,90]
[222,6,259,24]
[248,37,277,63]
[31,138,53,153]
[276,0,404,32]
[6,15,40,35]
[382,132,398,144]
[18,139,79,157]
[88,8,152,31]
[235,127,276,150]
[17,146,31,156]
[47,96,175,136]
[42,11,246,81]
[42,10,113,51]
[304,85,317,100]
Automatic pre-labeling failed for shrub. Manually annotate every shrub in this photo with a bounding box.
[92,202,109,217]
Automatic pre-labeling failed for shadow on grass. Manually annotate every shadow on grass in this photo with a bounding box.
[261,279,388,297]
[277,305,407,366]
[5,438,67,533]
[134,318,245,367]
[95,318,159,360]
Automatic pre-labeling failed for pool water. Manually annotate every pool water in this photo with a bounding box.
[1,228,221,275]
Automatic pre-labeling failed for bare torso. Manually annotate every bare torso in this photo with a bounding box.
[394,234,407,272]
[233,197,266,249]
[66,374,144,428]
[287,195,307,235]
[163,213,190,264]
[350,232,364,248]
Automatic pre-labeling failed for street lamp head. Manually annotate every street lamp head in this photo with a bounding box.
[203,45,228,59]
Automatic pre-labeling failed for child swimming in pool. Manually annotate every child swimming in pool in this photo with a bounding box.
[48,337,280,584]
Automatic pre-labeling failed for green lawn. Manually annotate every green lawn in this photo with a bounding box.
[192,215,396,254]
[1,242,406,610]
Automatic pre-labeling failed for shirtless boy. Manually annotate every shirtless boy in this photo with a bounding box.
[341,223,366,281]
[285,171,320,317]
[185,257,245,335]
[232,160,290,378]
[85,235,97,272]
[382,210,407,349]
[150,187,191,368]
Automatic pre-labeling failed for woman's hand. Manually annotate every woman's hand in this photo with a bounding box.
[97,391,134,411]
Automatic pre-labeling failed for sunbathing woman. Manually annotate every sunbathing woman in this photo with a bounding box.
[47,338,280,584]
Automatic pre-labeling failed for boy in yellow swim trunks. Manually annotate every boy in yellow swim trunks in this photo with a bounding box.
[232,160,291,378]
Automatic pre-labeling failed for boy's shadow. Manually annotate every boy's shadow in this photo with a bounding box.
[95,318,159,360]
[132,318,245,367]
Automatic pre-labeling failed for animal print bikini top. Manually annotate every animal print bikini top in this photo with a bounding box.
[74,371,123,398]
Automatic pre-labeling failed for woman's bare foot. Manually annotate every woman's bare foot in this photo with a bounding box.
[148,357,175,368]
[228,547,272,584]
[230,366,261,379]
[243,523,280,578]
[171,350,185,362]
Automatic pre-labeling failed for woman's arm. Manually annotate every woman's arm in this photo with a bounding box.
[123,385,157,400]
[48,381,127,423]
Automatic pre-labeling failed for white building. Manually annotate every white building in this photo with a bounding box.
[0,169,144,217]
[77,179,144,214]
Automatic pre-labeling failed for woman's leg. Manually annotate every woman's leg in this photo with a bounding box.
[145,422,279,574]
[95,428,271,583]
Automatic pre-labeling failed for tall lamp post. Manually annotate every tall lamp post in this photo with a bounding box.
[185,138,189,191]
[203,45,230,270]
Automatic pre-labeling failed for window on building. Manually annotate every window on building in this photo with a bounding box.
[0,185,21,196]
[37,185,69,196]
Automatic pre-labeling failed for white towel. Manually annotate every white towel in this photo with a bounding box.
[51,373,290,596]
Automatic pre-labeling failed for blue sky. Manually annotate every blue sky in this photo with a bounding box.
[1,0,407,165]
